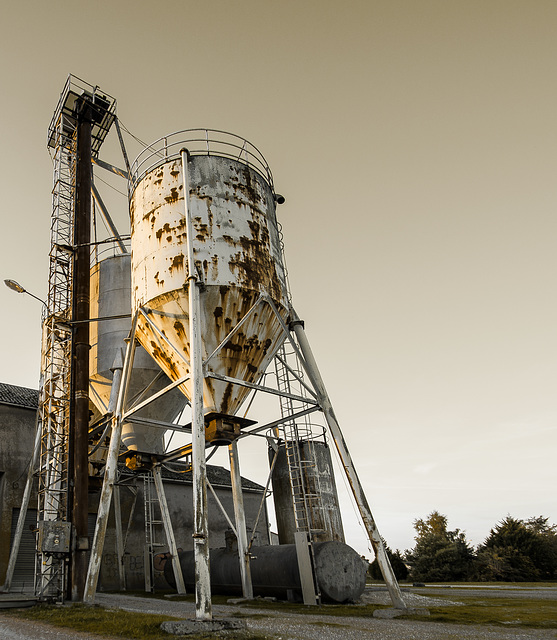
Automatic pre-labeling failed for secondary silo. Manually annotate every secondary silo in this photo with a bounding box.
[269,440,345,545]
[89,253,186,458]
[129,131,289,421]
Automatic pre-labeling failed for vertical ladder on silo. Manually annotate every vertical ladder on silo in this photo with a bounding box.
[275,344,326,540]
[275,344,324,604]
[142,473,165,592]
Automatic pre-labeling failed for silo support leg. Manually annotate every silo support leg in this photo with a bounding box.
[113,485,126,591]
[182,148,212,621]
[294,531,320,605]
[84,339,134,604]
[228,441,253,599]
[290,320,407,611]
[152,466,186,595]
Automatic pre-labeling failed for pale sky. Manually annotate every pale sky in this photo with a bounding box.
[0,0,555,557]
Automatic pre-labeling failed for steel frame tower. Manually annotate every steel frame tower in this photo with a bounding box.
[34,76,116,600]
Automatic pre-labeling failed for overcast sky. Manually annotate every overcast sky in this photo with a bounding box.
[0,0,555,556]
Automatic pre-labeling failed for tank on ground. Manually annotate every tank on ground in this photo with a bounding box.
[164,541,367,603]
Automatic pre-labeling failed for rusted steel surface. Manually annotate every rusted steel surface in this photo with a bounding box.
[130,155,289,415]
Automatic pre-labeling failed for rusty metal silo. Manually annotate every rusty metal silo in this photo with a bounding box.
[129,131,289,418]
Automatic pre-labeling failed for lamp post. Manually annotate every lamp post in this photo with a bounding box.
[4,279,46,307]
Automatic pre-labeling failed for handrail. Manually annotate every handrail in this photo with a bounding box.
[129,129,275,197]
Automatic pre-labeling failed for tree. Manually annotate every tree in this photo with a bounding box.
[475,516,557,581]
[405,511,475,582]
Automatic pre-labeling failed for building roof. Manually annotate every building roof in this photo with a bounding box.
[159,462,265,492]
[0,382,39,410]
[0,382,265,491]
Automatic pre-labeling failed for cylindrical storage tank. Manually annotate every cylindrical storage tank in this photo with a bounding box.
[269,441,345,544]
[165,542,367,603]
[89,253,187,453]
[129,132,289,416]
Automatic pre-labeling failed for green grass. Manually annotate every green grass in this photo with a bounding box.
[4,604,275,640]
[401,594,557,629]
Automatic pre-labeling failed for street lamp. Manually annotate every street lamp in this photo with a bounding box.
[4,279,46,306]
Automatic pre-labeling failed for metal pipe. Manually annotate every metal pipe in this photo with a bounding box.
[228,441,253,599]
[71,97,93,602]
[290,316,407,610]
[181,148,212,621]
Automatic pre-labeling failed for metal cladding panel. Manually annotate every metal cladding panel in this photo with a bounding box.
[130,155,289,415]
[90,254,186,453]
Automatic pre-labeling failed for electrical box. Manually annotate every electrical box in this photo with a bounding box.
[38,521,72,554]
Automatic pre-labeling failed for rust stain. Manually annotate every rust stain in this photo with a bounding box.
[174,320,186,339]
[164,187,180,204]
[156,223,172,241]
[149,340,180,379]
[221,383,233,414]
[169,253,185,273]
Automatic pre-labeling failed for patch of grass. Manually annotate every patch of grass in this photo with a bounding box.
[401,595,557,629]
[5,604,274,640]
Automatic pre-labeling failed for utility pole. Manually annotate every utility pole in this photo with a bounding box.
[70,96,93,602]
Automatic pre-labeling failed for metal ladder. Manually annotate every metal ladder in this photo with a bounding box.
[142,473,165,592]
[275,342,325,604]
[35,111,77,599]
[275,343,325,539]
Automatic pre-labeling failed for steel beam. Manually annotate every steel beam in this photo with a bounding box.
[181,148,212,621]
[290,316,407,610]
[152,466,186,595]
[228,442,253,599]
[84,338,134,603]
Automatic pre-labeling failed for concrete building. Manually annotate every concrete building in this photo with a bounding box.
[0,382,270,592]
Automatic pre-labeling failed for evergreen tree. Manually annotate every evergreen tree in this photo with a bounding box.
[405,511,475,582]
[475,516,557,581]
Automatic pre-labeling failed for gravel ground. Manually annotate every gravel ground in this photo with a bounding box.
[0,588,555,640]
[0,612,121,640]
[92,591,557,640]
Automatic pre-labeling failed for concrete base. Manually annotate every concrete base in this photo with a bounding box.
[160,618,246,635]
[373,607,430,619]
[0,594,38,609]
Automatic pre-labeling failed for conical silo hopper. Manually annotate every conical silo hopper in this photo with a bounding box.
[89,253,187,458]
[129,132,289,422]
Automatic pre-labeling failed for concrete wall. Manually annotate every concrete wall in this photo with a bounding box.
[0,402,37,585]
[93,472,270,591]
[0,398,270,592]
